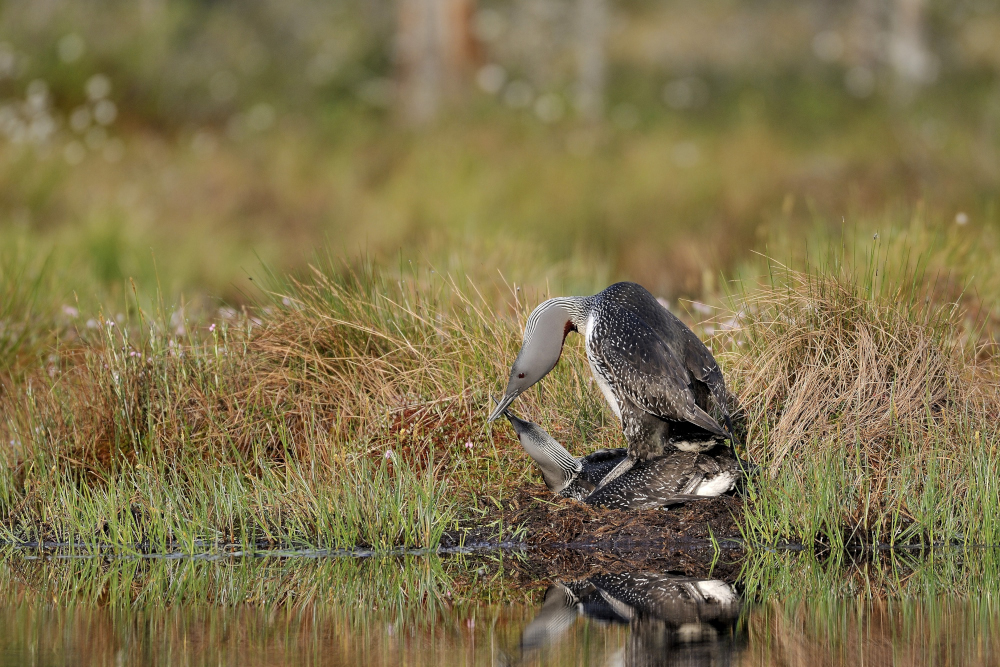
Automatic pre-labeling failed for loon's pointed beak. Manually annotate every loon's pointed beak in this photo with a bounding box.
[487,390,519,423]
[490,395,532,434]
[490,394,531,437]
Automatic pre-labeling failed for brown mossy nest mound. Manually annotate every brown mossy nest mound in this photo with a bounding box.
[446,485,743,549]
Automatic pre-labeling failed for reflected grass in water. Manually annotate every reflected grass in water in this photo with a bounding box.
[740,548,1000,666]
[0,551,546,667]
[3,547,1000,666]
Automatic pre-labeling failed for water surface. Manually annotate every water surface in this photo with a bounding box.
[2,546,998,666]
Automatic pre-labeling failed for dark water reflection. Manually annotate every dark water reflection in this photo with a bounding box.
[1,548,999,666]
[516,572,742,665]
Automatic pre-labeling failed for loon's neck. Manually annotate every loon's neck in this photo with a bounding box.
[565,296,593,332]
[522,431,583,493]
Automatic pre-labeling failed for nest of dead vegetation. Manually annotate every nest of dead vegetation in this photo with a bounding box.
[445,485,742,549]
[720,265,1000,471]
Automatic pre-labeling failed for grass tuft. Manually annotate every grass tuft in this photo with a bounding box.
[722,250,1000,545]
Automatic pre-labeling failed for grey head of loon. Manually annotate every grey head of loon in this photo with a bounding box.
[487,296,590,423]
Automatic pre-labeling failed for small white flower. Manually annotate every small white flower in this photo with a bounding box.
[465,441,474,450]
[384,450,394,460]
[691,301,713,316]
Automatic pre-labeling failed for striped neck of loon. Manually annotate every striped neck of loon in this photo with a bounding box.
[563,297,592,331]
[537,296,591,332]
[521,436,582,493]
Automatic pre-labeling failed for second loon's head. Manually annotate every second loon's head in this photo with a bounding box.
[487,297,584,423]
[494,398,581,493]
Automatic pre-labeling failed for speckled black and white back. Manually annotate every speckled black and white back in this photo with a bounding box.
[584,447,740,510]
[559,447,628,500]
[583,282,733,460]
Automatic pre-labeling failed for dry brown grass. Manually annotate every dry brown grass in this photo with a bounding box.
[1,264,614,495]
[4,252,1000,546]
[714,259,1000,543]
[722,263,1000,471]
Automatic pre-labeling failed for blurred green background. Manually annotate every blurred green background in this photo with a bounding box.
[1,0,999,310]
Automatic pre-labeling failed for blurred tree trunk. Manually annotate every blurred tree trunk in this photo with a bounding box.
[575,0,607,121]
[396,0,478,124]
[849,0,934,101]
[850,0,883,70]
[888,0,934,96]
[361,0,397,39]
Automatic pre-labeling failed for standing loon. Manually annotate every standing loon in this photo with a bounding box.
[487,281,735,488]
[499,403,740,510]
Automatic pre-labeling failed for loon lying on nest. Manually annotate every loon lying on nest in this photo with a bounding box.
[521,572,741,655]
[496,402,742,510]
[487,282,738,491]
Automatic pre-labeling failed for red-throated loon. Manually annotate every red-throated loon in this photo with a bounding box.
[521,572,741,656]
[498,402,741,510]
[488,282,736,488]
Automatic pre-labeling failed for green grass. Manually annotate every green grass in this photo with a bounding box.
[1,221,998,551]
[0,455,451,552]
[725,237,1000,548]
[0,243,57,377]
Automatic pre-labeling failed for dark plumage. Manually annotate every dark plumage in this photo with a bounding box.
[488,282,736,490]
[561,447,629,501]
[520,571,742,659]
[584,282,733,459]
[584,449,740,511]
[500,406,741,510]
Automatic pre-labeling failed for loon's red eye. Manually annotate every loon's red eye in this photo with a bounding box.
[518,373,525,379]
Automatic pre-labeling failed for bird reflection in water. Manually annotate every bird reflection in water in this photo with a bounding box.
[516,571,743,666]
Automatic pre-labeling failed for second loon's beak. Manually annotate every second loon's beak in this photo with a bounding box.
[487,390,520,423]
[490,395,532,435]
[490,394,530,436]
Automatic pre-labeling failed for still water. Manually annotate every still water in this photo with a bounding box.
[1,546,998,666]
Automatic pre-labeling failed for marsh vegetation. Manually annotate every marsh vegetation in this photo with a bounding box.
[1,233,998,551]
[3,1,1000,663]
